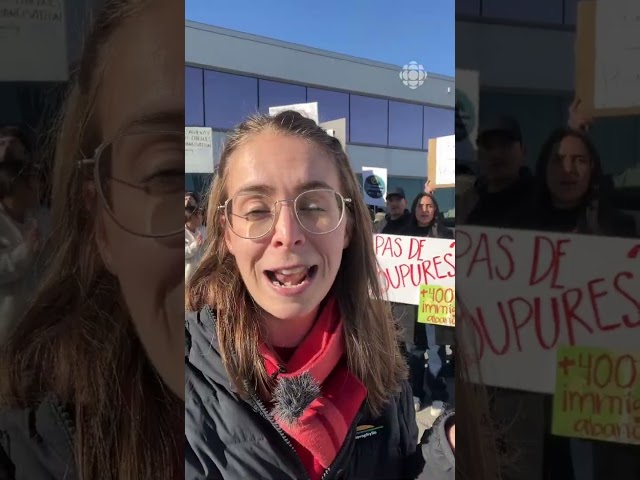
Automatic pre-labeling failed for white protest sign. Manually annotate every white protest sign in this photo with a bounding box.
[362,167,387,208]
[269,102,319,124]
[374,234,456,305]
[185,127,214,173]
[594,0,640,110]
[435,135,455,186]
[456,226,640,394]
[0,0,68,81]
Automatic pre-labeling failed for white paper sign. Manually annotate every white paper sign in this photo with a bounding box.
[185,127,214,173]
[362,166,388,208]
[594,0,640,110]
[374,234,456,305]
[269,102,319,124]
[457,226,640,394]
[0,0,68,81]
[435,135,455,186]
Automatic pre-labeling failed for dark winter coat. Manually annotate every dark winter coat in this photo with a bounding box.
[185,306,455,480]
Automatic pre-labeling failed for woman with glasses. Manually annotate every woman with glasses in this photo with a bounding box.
[0,0,183,479]
[185,110,455,480]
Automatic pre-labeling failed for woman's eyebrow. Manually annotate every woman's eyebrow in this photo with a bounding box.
[234,180,335,196]
[118,110,185,135]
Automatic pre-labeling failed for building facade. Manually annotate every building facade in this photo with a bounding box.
[185,21,456,212]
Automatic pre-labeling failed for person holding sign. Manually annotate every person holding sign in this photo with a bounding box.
[527,127,636,238]
[401,193,454,418]
[185,111,455,480]
[522,127,639,479]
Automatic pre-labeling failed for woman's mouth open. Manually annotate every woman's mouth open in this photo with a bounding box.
[264,265,318,295]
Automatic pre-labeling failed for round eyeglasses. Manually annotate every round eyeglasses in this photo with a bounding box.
[78,130,184,238]
[219,189,352,239]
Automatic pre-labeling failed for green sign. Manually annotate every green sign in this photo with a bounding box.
[552,345,640,445]
[418,284,455,327]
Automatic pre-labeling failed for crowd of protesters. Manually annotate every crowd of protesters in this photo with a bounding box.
[457,99,639,480]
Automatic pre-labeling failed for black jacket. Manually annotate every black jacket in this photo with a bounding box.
[185,307,454,480]
[381,210,412,235]
[466,167,535,228]
[0,394,77,479]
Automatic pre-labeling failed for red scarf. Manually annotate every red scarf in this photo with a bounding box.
[259,298,367,480]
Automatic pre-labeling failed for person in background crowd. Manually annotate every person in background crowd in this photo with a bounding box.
[461,116,534,227]
[0,160,41,343]
[185,201,206,283]
[185,111,455,480]
[401,193,454,416]
[185,190,200,207]
[375,187,412,234]
[520,127,639,480]
[0,126,31,164]
[526,127,635,237]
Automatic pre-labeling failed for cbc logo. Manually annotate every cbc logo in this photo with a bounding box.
[399,61,427,89]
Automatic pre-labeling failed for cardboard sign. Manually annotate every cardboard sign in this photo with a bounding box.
[418,284,455,327]
[552,345,640,445]
[374,234,455,305]
[457,226,640,394]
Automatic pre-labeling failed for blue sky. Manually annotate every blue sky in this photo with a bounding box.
[185,0,454,77]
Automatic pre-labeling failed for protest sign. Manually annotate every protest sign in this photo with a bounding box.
[374,234,455,305]
[185,127,214,173]
[418,284,455,327]
[362,167,388,208]
[0,0,68,81]
[552,345,640,445]
[269,102,319,124]
[456,226,640,394]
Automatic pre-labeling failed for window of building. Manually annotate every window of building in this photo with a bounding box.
[388,101,424,149]
[349,95,388,146]
[307,87,349,135]
[258,79,306,114]
[564,0,577,25]
[482,0,563,24]
[186,67,204,126]
[423,106,455,149]
[456,0,481,16]
[203,71,258,130]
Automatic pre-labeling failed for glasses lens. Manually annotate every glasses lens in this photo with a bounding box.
[227,193,274,238]
[98,131,184,237]
[295,190,344,234]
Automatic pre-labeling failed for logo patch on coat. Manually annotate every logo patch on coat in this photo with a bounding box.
[355,425,383,440]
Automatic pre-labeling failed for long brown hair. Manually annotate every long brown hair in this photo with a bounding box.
[0,1,182,479]
[187,111,407,416]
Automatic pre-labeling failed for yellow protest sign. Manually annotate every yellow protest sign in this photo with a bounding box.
[552,345,640,445]
[418,284,455,327]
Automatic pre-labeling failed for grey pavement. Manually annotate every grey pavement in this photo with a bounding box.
[416,378,455,440]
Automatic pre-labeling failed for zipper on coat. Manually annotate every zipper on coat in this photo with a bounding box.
[320,411,361,480]
[245,383,311,480]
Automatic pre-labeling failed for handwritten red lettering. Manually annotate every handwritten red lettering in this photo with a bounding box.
[613,272,640,328]
[496,235,515,280]
[529,236,569,289]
